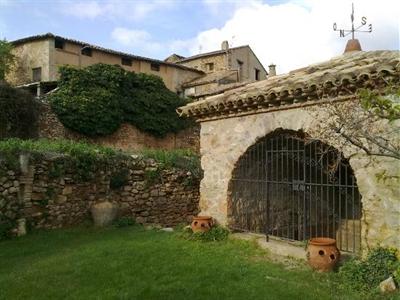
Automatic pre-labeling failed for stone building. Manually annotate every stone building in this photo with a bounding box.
[177,49,400,254]
[7,33,204,94]
[7,34,268,101]
[165,41,268,100]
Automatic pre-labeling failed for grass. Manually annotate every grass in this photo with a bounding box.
[0,226,397,300]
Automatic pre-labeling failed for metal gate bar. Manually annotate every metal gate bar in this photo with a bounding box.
[230,131,362,253]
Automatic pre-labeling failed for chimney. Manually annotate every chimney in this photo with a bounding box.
[221,40,229,50]
[268,64,276,77]
[344,39,362,53]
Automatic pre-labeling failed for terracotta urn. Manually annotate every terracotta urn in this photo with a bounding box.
[191,216,213,233]
[307,237,340,272]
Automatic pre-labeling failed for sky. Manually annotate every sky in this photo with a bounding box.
[0,0,399,74]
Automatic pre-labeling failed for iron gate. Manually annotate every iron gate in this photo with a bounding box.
[229,130,362,253]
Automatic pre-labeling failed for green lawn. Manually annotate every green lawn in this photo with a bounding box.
[0,226,395,300]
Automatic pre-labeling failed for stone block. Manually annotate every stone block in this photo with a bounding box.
[57,195,68,203]
[62,186,73,195]
[379,277,397,293]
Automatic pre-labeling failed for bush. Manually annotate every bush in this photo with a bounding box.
[181,225,230,242]
[49,64,192,138]
[338,247,399,291]
[113,217,135,228]
[0,82,39,139]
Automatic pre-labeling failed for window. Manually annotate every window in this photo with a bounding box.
[54,38,64,49]
[205,63,214,71]
[237,60,243,80]
[255,68,260,81]
[151,63,160,71]
[121,57,132,66]
[32,67,42,82]
[81,47,92,57]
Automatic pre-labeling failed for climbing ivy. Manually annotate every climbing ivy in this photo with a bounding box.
[49,64,192,137]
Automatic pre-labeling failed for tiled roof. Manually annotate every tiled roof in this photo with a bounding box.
[177,50,400,121]
[11,33,204,73]
[177,46,249,63]
[183,70,238,87]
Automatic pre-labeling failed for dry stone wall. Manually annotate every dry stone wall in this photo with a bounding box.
[38,103,200,153]
[0,154,199,232]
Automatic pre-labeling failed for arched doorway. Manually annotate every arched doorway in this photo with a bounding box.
[228,129,362,252]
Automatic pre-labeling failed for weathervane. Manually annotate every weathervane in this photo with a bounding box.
[333,3,372,39]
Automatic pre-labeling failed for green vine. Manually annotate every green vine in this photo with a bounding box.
[49,64,192,137]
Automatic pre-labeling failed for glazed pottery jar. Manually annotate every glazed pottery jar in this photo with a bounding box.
[191,216,213,233]
[307,237,340,272]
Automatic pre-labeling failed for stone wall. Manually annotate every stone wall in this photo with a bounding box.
[38,103,200,152]
[0,154,200,231]
[198,107,400,252]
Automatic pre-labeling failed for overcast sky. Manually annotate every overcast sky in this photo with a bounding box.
[1,0,399,74]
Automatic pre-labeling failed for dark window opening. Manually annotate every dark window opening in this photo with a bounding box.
[255,68,260,81]
[81,47,92,57]
[151,63,160,71]
[55,38,64,49]
[121,57,132,66]
[32,67,42,82]
[237,60,244,80]
[205,63,214,71]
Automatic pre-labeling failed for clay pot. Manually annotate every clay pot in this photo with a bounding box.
[191,216,213,233]
[307,237,340,272]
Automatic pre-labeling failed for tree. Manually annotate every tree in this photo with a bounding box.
[0,39,15,82]
[310,87,400,161]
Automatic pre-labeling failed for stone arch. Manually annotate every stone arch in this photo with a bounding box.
[199,108,399,252]
[227,128,362,252]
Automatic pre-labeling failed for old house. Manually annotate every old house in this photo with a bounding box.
[7,33,204,95]
[165,41,268,100]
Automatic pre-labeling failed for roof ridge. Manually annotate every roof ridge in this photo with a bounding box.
[177,45,250,63]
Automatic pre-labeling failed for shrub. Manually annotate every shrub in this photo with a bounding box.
[338,247,399,291]
[181,225,230,242]
[49,64,192,138]
[113,217,135,228]
[0,82,39,139]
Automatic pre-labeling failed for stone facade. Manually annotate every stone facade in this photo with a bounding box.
[176,43,268,100]
[8,33,203,92]
[0,154,200,231]
[38,103,200,152]
[198,107,399,252]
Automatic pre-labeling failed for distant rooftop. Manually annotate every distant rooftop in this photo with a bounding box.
[176,45,249,63]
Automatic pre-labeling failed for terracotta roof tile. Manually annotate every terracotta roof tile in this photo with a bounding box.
[178,50,400,121]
